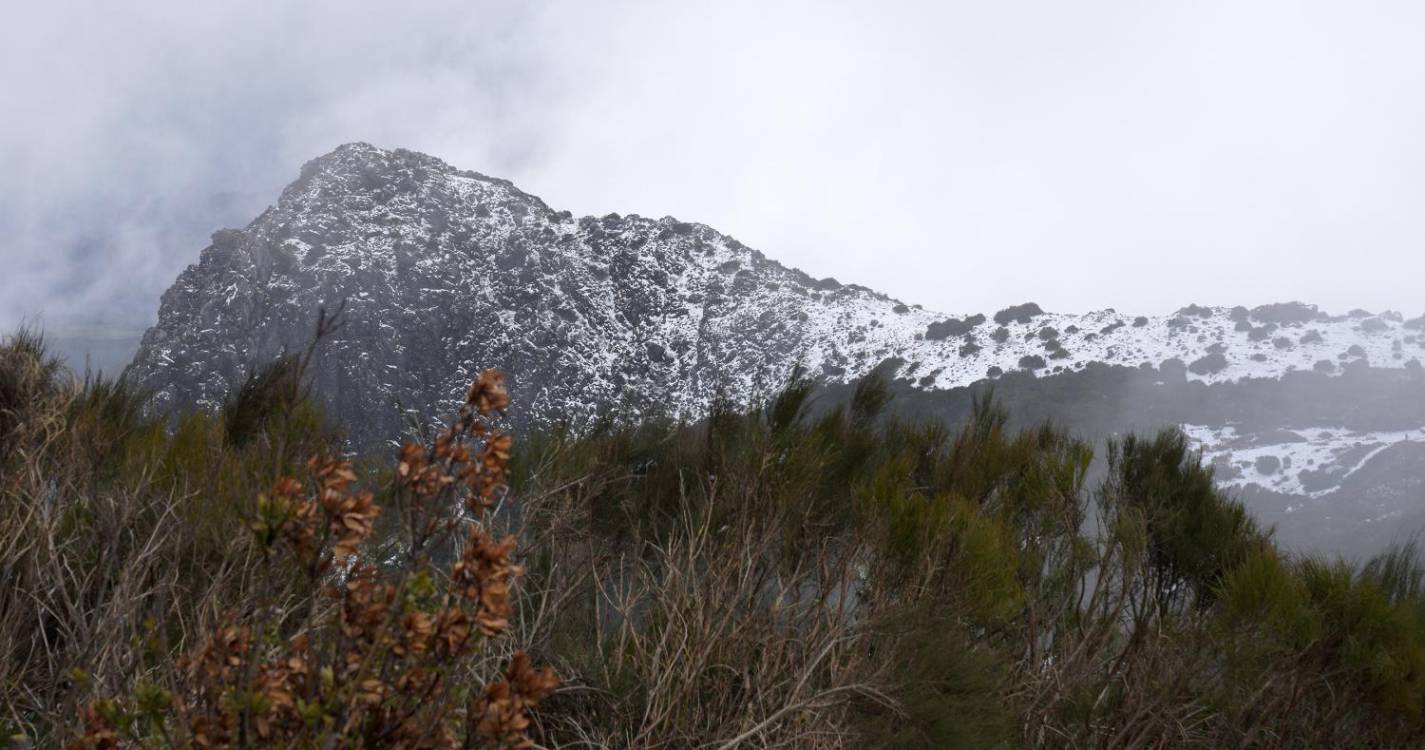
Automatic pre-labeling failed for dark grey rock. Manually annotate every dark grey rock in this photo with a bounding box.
[994,302,1044,326]
[1251,302,1321,324]
[1188,353,1229,376]
[925,314,985,340]
[125,144,921,449]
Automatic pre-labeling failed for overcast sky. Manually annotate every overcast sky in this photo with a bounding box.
[4,0,1425,336]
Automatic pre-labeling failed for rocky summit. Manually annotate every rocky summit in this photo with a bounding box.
[126,142,949,445]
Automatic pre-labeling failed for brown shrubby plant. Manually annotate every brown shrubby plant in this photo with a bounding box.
[68,368,556,750]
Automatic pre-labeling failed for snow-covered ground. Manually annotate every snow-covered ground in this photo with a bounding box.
[865,305,1423,392]
[1183,423,1425,501]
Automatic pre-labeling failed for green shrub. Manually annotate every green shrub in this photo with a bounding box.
[7,325,1425,747]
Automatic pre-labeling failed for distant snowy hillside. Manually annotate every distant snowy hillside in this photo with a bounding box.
[1184,424,1425,500]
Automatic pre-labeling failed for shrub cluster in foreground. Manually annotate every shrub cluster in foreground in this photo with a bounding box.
[3,329,1425,748]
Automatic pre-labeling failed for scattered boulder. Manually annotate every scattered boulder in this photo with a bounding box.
[1133,316,1149,327]
[987,365,1004,378]
[1250,302,1320,325]
[1314,360,1336,373]
[1018,354,1047,371]
[1300,330,1323,345]
[1360,318,1391,333]
[924,313,986,340]
[1343,357,1372,374]
[991,326,1010,344]
[1273,337,1293,350]
[872,357,907,378]
[1299,466,1343,494]
[994,302,1044,326]
[645,342,670,363]
[1188,352,1229,375]
[1177,303,1213,318]
[1038,326,1059,340]
[1255,455,1281,476]
[1212,456,1244,481]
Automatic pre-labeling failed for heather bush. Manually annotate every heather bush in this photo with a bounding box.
[1,326,555,749]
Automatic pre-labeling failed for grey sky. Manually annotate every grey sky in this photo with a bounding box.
[4,0,1424,338]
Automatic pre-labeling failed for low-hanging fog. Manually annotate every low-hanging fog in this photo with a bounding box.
[4,0,1425,361]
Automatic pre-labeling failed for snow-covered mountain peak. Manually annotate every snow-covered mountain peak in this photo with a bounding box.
[126,144,1425,448]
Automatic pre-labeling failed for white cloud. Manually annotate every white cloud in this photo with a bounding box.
[3,0,1424,334]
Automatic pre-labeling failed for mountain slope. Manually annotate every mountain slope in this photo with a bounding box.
[126,143,1425,448]
[128,143,943,443]
[125,144,1425,555]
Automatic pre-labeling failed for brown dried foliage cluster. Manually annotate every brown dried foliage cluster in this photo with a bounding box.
[69,369,556,750]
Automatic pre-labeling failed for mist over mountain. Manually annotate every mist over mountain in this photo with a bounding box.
[125,143,1425,557]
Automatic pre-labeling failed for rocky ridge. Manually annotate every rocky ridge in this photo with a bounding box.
[126,143,1425,450]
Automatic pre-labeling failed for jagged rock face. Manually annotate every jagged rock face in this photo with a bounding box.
[126,144,935,445]
[128,144,1424,453]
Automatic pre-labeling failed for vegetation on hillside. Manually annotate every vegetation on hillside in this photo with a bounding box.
[4,328,1425,748]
